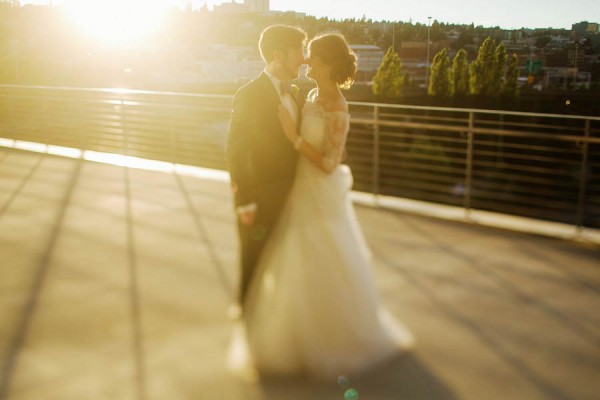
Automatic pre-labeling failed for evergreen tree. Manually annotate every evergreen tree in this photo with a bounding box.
[502,53,519,97]
[452,48,469,96]
[469,37,496,95]
[372,46,404,98]
[492,42,507,95]
[469,38,515,97]
[428,48,452,96]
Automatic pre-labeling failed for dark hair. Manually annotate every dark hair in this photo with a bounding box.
[309,33,357,89]
[259,25,307,63]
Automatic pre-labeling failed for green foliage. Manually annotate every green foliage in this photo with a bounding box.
[372,46,404,98]
[492,42,507,95]
[469,37,514,97]
[452,49,469,95]
[502,53,519,97]
[428,48,452,96]
[469,37,497,95]
[429,20,448,42]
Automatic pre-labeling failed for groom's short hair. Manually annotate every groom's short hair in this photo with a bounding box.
[259,25,307,63]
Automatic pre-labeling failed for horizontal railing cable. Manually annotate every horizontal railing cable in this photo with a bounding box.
[1,85,598,230]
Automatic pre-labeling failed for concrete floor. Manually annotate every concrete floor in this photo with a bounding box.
[0,147,599,400]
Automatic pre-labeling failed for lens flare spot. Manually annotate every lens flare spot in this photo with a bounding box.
[337,375,350,388]
[344,388,359,400]
[66,0,166,46]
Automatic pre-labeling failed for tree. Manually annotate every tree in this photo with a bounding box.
[452,48,469,95]
[372,46,404,98]
[469,37,496,95]
[502,53,519,97]
[430,20,447,42]
[455,26,475,50]
[492,42,507,95]
[469,37,511,97]
[428,48,452,96]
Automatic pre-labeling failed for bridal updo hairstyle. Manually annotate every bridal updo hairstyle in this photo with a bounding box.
[308,33,357,89]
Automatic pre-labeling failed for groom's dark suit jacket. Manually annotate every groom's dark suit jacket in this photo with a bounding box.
[226,72,304,306]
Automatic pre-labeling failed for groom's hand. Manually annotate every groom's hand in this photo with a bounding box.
[239,210,257,226]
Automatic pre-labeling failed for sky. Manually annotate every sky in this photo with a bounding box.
[19,0,600,30]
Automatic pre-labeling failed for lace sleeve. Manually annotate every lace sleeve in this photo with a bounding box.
[322,112,350,173]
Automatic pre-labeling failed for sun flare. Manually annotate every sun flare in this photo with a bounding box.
[66,0,167,45]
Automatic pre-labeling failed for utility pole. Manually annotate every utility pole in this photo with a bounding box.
[573,42,579,89]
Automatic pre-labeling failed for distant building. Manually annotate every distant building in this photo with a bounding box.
[212,1,246,14]
[213,0,269,14]
[270,10,307,18]
[547,36,571,49]
[398,41,426,61]
[567,44,585,67]
[349,45,384,83]
[446,30,460,41]
[590,34,600,53]
[194,45,263,83]
[246,0,268,13]
[147,45,264,85]
[572,21,599,38]
[542,67,591,90]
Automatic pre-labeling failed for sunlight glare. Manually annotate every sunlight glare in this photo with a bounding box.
[66,0,167,45]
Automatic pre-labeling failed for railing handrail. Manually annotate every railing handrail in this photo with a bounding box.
[349,100,600,122]
[1,84,599,122]
[0,84,233,100]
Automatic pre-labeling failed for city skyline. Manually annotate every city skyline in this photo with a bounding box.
[270,0,600,30]
[15,0,600,30]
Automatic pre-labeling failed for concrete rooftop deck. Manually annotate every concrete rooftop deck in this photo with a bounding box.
[0,146,599,400]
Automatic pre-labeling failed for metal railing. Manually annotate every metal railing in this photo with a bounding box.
[0,85,232,169]
[1,85,599,230]
[346,102,600,230]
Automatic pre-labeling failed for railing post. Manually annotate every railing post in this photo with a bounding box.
[77,96,85,155]
[169,95,176,164]
[464,111,474,218]
[120,94,127,158]
[42,95,48,151]
[8,93,15,139]
[575,119,590,234]
[81,98,86,152]
[372,104,380,204]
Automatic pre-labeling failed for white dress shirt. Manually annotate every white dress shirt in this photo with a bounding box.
[263,68,298,124]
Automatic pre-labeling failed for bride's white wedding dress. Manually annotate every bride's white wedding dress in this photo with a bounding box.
[228,90,413,381]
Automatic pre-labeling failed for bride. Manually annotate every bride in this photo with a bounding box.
[228,33,413,381]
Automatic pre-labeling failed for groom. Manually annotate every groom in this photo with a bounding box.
[226,25,307,313]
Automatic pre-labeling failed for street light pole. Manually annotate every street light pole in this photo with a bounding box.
[573,42,579,89]
[425,16,432,89]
